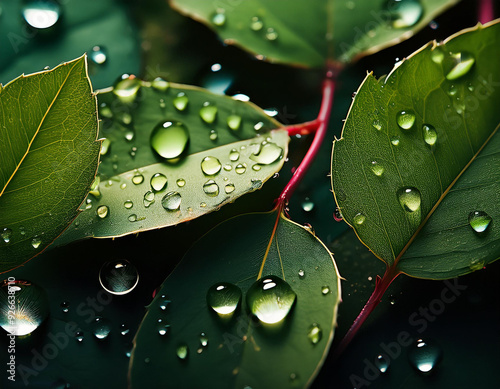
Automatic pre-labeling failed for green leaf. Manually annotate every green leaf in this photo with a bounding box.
[332,21,500,279]
[0,56,100,273]
[170,0,460,67]
[129,209,341,388]
[55,81,288,243]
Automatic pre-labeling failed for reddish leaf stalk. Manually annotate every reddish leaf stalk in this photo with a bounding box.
[478,0,494,24]
[334,265,401,358]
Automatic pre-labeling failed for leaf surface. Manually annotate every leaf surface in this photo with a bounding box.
[0,56,100,272]
[332,21,500,279]
[129,210,341,388]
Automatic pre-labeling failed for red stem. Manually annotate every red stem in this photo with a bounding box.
[478,0,494,24]
[278,70,337,205]
[285,119,320,136]
[333,266,401,358]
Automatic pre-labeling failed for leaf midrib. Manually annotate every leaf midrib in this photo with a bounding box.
[0,61,79,197]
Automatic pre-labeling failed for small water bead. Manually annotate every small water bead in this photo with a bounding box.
[254,121,264,131]
[397,110,416,130]
[246,275,296,325]
[22,0,61,29]
[250,142,283,165]
[229,149,240,162]
[162,192,182,211]
[235,164,246,174]
[298,270,305,278]
[176,344,189,360]
[250,16,263,31]
[302,198,315,212]
[120,324,130,336]
[375,354,390,373]
[372,119,382,131]
[227,114,242,130]
[206,282,242,315]
[150,173,168,192]
[173,92,189,111]
[385,0,423,29]
[224,183,235,194]
[86,198,93,210]
[61,301,69,313]
[31,236,42,249]
[201,156,222,175]
[99,259,139,295]
[203,180,219,196]
[151,77,169,91]
[468,211,492,233]
[0,281,49,336]
[97,205,109,219]
[19,227,25,236]
[128,214,138,222]
[157,320,170,336]
[321,286,330,295]
[176,178,186,187]
[90,46,107,65]
[431,47,445,64]
[143,191,155,208]
[100,138,111,155]
[116,111,132,125]
[1,228,12,243]
[113,74,141,104]
[159,99,166,109]
[200,202,207,208]
[132,172,144,185]
[130,146,137,158]
[158,294,171,311]
[92,317,111,340]
[422,124,437,146]
[208,129,218,141]
[397,187,421,212]
[124,129,135,142]
[307,323,322,345]
[199,102,218,124]
[408,339,442,373]
[75,331,84,342]
[124,200,133,209]
[223,164,232,171]
[447,84,457,96]
[99,103,113,119]
[353,213,366,225]
[199,332,209,348]
[390,136,400,146]
[150,121,190,160]
[252,164,261,171]
[370,161,384,176]
[212,9,226,26]
[445,51,475,80]
[265,27,278,41]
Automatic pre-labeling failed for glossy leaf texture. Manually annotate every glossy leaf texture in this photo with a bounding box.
[129,209,341,388]
[55,80,287,243]
[170,0,460,67]
[332,21,500,279]
[0,56,100,273]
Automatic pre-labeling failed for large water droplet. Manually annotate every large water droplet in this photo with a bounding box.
[397,187,421,212]
[201,156,222,176]
[229,149,240,162]
[397,110,416,130]
[385,0,423,29]
[203,180,219,196]
[246,275,296,324]
[176,343,189,360]
[90,46,107,65]
[150,173,168,192]
[307,323,322,344]
[353,213,366,225]
[206,282,241,316]
[468,211,492,233]
[235,163,246,174]
[422,124,437,146]
[250,16,263,31]
[250,142,282,165]
[199,102,218,124]
[173,92,189,111]
[92,317,111,340]
[227,115,242,130]
[1,228,12,243]
[97,205,109,219]
[370,161,384,176]
[0,280,49,336]
[445,52,475,80]
[161,192,182,211]
[100,138,111,155]
[22,0,61,29]
[113,74,140,104]
[151,77,169,91]
[212,9,226,26]
[408,339,442,373]
[99,259,139,295]
[150,121,190,160]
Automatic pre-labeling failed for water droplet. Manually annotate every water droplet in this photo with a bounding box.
[447,84,457,96]
[223,164,232,171]
[422,124,437,146]
[100,138,111,155]
[385,0,423,29]
[375,354,390,373]
[203,180,219,196]
[321,286,330,295]
[199,102,218,124]
[408,339,442,373]
[99,103,113,119]
[265,27,278,41]
[200,332,208,347]
[173,92,189,111]
[445,51,475,80]
[162,192,182,211]
[158,294,171,311]
[60,301,69,313]
[31,236,42,249]
[97,205,109,219]
[176,343,189,360]
[200,202,207,208]
[75,331,84,342]
[124,129,135,142]
[158,320,170,336]
[247,275,296,324]
[212,9,226,26]
[201,156,222,176]
[252,164,261,171]
[206,282,242,316]
[431,47,445,64]
[150,121,190,160]
[90,46,107,65]
[207,129,218,142]
[227,115,242,130]
[176,178,186,187]
[250,142,282,165]
[229,149,240,162]
[372,119,382,131]
[370,161,384,176]
[307,323,322,344]
[22,0,61,29]
[123,200,133,210]
[150,173,168,192]
[397,187,421,212]
[132,172,144,185]
[99,259,139,295]
[468,211,492,233]
[143,191,155,208]
[113,74,141,104]
[298,270,305,278]
[250,16,263,31]
[151,77,169,91]
[235,164,246,174]
[1,228,12,243]
[92,317,111,340]
[390,136,400,146]
[467,83,475,92]
[397,110,416,130]
[353,213,366,225]
[302,198,315,212]
[120,324,130,336]
[0,280,49,336]
[224,183,235,194]
[254,121,264,131]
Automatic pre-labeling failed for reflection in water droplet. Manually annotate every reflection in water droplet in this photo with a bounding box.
[206,282,242,316]
[370,161,384,176]
[161,192,182,211]
[90,46,107,65]
[22,0,61,29]
[200,332,209,347]
[254,121,264,131]
[321,286,330,295]
[152,77,169,91]
[150,173,168,192]
[0,280,49,336]
[173,92,189,111]
[99,259,139,295]
[408,339,442,373]
[176,178,186,187]
[422,124,437,146]
[212,9,226,26]
[353,213,366,225]
[176,343,189,360]
[250,142,283,165]
[397,110,416,130]
[302,198,315,212]
[132,172,144,185]
[265,27,278,41]
[307,323,322,344]
[150,121,190,160]
[397,187,421,212]
[143,191,155,208]
[199,102,218,124]
[431,47,445,64]
[113,74,141,103]
[375,354,390,373]
[60,301,69,313]
[224,183,235,194]
[203,180,219,196]
[390,136,400,146]
[227,115,242,130]
[201,156,222,176]
[235,164,246,174]
[229,149,240,162]
[1,228,12,243]
[97,205,109,219]
[298,270,305,279]
[31,237,42,249]
[247,275,296,324]
[252,164,261,171]
[468,211,492,233]
[250,16,263,31]
[92,317,111,340]
[385,0,423,29]
[445,51,475,80]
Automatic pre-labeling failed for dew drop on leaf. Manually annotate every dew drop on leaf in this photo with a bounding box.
[250,16,263,31]
[468,211,492,233]
[199,332,209,347]
[201,156,222,176]
[385,0,423,29]
[150,121,190,160]
[143,191,155,208]
[161,192,182,211]
[353,213,366,225]
[176,343,189,360]
[173,92,189,111]
[90,45,107,65]
[100,138,111,155]
[22,0,61,29]
[120,324,130,335]
[150,173,168,192]
[390,136,400,146]
[209,129,218,141]
[265,27,278,41]
[250,142,282,165]
[206,282,242,316]
[302,198,315,212]
[397,187,421,212]
[375,354,390,373]
[298,269,305,278]
[444,51,475,80]
[224,183,235,194]
[199,102,218,124]
[124,200,133,209]
[158,294,171,311]
[212,9,226,26]
[97,205,109,219]
[372,119,382,131]
[151,77,169,91]
[307,323,322,344]
[1,228,12,243]
[203,180,219,196]
[422,124,438,146]
[176,178,186,188]
[397,110,416,130]
[75,331,84,342]
[235,163,247,174]
[60,301,69,313]
[31,236,42,249]
[227,114,242,130]
[370,161,384,176]
[113,74,141,104]
[92,316,111,340]
[229,149,240,162]
[157,320,170,336]
[408,339,442,373]
[321,286,330,295]
[99,259,139,295]
[132,172,144,185]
